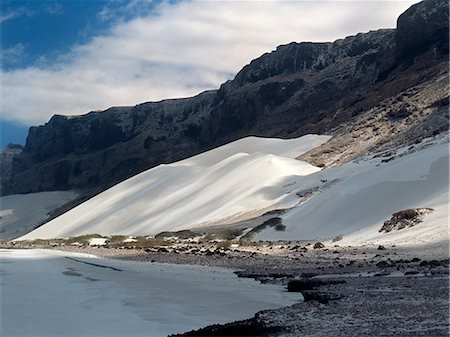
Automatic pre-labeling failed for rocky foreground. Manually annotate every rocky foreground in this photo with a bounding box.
[5,240,449,336]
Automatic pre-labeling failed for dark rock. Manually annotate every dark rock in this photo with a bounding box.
[377,245,387,250]
[387,105,413,120]
[169,315,284,336]
[380,208,434,232]
[411,257,421,262]
[244,218,286,239]
[313,242,325,249]
[428,260,442,268]
[376,260,392,268]
[287,278,345,292]
[440,259,449,266]
[396,0,449,60]
[301,290,342,304]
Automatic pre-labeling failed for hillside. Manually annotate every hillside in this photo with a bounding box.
[2,0,448,196]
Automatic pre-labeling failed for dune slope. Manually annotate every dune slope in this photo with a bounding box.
[20,135,330,239]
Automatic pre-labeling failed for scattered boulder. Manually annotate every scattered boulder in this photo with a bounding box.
[313,242,325,249]
[428,260,443,268]
[377,245,386,250]
[376,260,392,268]
[287,279,345,292]
[301,291,342,304]
[386,105,413,120]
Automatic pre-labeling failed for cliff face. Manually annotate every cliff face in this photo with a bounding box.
[2,0,448,195]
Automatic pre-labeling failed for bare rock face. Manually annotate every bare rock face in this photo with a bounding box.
[1,0,448,196]
[0,144,23,188]
[396,0,449,60]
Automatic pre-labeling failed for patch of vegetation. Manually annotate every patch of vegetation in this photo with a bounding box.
[155,230,197,240]
[216,240,233,249]
[29,238,66,246]
[105,235,129,246]
[238,238,261,247]
[201,228,245,242]
[65,234,104,245]
[110,236,170,248]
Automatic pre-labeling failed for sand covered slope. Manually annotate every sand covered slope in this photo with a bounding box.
[255,140,449,246]
[17,134,448,246]
[20,135,330,239]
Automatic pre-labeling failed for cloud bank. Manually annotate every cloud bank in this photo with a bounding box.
[1,1,417,126]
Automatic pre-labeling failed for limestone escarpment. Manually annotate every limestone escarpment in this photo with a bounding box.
[2,0,448,195]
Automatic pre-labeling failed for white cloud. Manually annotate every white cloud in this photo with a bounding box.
[97,0,156,22]
[45,3,64,15]
[0,7,33,23]
[1,0,417,126]
[0,43,26,66]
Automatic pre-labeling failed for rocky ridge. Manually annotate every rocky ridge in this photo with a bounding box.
[1,0,448,196]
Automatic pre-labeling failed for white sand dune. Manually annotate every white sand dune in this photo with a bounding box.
[20,135,330,239]
[178,134,331,167]
[255,142,449,246]
[16,135,448,247]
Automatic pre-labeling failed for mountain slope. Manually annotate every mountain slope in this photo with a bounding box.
[19,135,329,239]
[2,0,448,196]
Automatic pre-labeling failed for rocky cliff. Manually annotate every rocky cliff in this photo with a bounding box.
[1,0,448,195]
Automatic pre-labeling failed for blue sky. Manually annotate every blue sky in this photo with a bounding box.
[1,0,163,147]
[1,0,109,147]
[0,0,416,148]
[2,1,108,70]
